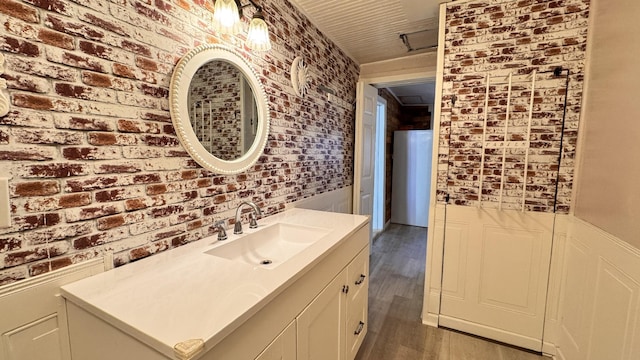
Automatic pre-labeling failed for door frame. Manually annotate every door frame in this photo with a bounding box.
[420,3,447,327]
[372,96,387,233]
[353,7,443,324]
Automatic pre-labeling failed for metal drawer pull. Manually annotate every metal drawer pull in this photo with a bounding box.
[355,274,366,285]
[354,321,365,335]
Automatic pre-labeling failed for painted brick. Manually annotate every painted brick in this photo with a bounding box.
[72,228,129,249]
[62,146,121,160]
[3,71,51,93]
[97,212,144,230]
[2,242,69,267]
[0,267,27,285]
[1,109,54,128]
[77,8,131,37]
[88,132,139,146]
[44,14,106,41]
[81,71,136,91]
[54,114,116,131]
[0,0,358,285]
[5,56,77,81]
[12,128,84,145]
[0,0,39,23]
[95,186,144,202]
[439,0,587,212]
[13,181,60,197]
[23,0,74,16]
[65,203,123,222]
[0,145,55,161]
[46,49,110,73]
[117,119,162,133]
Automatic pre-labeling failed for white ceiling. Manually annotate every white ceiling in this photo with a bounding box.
[286,0,443,107]
[387,81,436,107]
[287,0,442,65]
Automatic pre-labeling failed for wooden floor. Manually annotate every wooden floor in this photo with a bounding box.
[354,224,548,360]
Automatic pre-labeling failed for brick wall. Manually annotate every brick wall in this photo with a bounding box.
[399,106,430,130]
[189,60,242,160]
[0,0,359,285]
[438,0,589,213]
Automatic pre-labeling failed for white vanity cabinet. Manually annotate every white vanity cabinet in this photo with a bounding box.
[346,248,369,359]
[62,210,369,360]
[297,248,369,360]
[255,321,296,360]
[297,267,347,360]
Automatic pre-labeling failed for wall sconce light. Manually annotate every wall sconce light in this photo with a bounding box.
[213,0,272,51]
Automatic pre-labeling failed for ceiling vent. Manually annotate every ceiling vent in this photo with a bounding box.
[400,29,438,52]
[398,95,426,105]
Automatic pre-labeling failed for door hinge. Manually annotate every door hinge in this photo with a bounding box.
[445,193,450,203]
[342,285,349,294]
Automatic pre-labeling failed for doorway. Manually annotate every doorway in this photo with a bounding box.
[372,97,386,236]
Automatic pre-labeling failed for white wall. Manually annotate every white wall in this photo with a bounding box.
[359,52,437,84]
[573,0,640,249]
[554,1,640,359]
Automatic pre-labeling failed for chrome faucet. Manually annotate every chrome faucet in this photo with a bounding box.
[234,201,262,235]
[213,220,228,241]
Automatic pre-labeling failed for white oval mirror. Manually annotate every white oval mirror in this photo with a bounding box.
[169,45,270,174]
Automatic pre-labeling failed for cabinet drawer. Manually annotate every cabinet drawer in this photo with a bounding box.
[346,247,369,359]
[347,248,369,303]
[346,288,367,360]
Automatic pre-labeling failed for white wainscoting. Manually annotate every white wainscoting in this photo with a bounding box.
[0,259,105,360]
[285,186,353,214]
[554,217,640,360]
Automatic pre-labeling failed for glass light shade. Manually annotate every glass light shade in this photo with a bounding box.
[213,0,242,35]
[246,15,271,51]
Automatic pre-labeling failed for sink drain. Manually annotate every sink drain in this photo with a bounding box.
[260,259,273,265]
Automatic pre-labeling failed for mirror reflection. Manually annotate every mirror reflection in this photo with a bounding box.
[188,60,258,161]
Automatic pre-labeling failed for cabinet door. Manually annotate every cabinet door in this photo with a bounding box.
[255,321,296,360]
[346,248,369,359]
[297,271,348,360]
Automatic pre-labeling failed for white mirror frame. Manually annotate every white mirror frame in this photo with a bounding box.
[169,44,270,174]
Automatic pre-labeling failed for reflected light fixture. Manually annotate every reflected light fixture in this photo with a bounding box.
[213,0,272,51]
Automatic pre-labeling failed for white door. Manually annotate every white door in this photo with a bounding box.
[440,206,554,351]
[353,82,377,218]
[297,271,347,360]
[438,71,566,351]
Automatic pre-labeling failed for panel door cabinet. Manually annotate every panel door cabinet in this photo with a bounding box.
[297,270,347,360]
[255,321,296,360]
[65,222,370,360]
[282,248,369,360]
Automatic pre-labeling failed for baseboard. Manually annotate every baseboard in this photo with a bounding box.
[422,313,439,328]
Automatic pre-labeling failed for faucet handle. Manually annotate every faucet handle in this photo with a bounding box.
[214,220,228,241]
[249,213,258,229]
[233,220,243,235]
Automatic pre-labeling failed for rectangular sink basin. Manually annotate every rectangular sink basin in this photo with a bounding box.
[204,223,331,269]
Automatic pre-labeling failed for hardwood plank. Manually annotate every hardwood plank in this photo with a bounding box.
[355,224,548,360]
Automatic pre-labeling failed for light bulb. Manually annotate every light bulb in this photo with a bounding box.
[246,11,271,51]
[213,0,242,35]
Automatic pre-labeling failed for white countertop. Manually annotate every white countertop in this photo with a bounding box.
[61,208,368,359]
